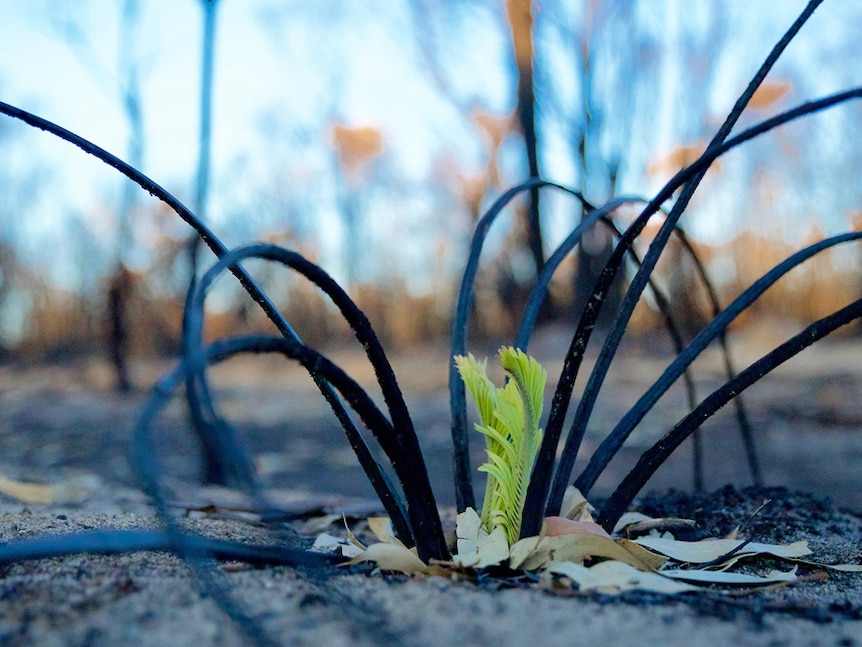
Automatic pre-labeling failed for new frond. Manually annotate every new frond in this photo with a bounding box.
[456,347,547,545]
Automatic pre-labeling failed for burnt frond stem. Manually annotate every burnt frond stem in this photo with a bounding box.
[0,102,431,553]
[0,102,288,334]
[134,334,414,547]
[672,227,760,487]
[575,231,862,496]
[545,1,834,516]
[513,196,648,350]
[131,334,353,647]
[0,101,371,503]
[597,297,862,532]
[544,86,862,516]
[183,281,262,491]
[520,212,706,537]
[193,245,446,561]
[0,528,345,568]
[183,307,392,538]
[527,0,828,518]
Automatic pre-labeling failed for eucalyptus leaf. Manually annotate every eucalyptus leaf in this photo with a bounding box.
[635,537,811,564]
[547,560,696,594]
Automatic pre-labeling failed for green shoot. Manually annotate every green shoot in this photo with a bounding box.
[455,347,547,545]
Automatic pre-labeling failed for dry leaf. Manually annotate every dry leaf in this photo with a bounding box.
[661,567,798,587]
[343,542,428,575]
[0,473,99,504]
[635,536,812,564]
[819,563,862,572]
[311,532,364,558]
[302,514,342,534]
[0,475,54,504]
[613,512,696,537]
[542,517,609,538]
[510,532,658,572]
[455,526,509,569]
[547,560,696,594]
[455,508,482,546]
[342,518,367,551]
[560,486,595,522]
[613,511,653,534]
[453,508,508,568]
[367,517,400,545]
[767,557,862,573]
[614,538,669,571]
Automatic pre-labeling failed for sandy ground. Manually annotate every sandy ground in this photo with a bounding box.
[0,326,861,645]
[0,485,859,647]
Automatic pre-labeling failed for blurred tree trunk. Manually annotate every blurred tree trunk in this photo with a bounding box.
[571,0,624,327]
[108,0,145,392]
[506,0,551,318]
[107,267,133,392]
[506,1,543,271]
[188,0,218,282]
[331,123,383,289]
[187,0,236,486]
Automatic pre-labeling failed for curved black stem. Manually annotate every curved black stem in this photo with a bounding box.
[0,101,290,336]
[597,297,862,532]
[0,100,445,559]
[544,0,833,517]
[544,86,862,516]
[574,231,862,497]
[0,528,344,568]
[520,211,706,537]
[192,244,447,561]
[0,101,368,500]
[182,273,263,492]
[133,335,341,647]
[134,333,413,546]
[643,227,703,491]
[672,227,760,487]
[513,196,647,350]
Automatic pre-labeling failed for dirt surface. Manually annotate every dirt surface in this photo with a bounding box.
[0,326,861,645]
[0,485,859,647]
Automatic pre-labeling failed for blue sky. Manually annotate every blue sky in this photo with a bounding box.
[0,3,785,199]
[1,1,853,213]
[0,1,516,299]
[0,0,859,297]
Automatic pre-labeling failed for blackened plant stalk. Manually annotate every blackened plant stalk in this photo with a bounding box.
[444,30,862,538]
[0,99,366,493]
[534,85,862,526]
[449,178,590,512]
[0,101,444,561]
[521,0,836,530]
[574,231,862,501]
[0,4,858,633]
[597,297,862,530]
[447,187,713,512]
[184,243,449,561]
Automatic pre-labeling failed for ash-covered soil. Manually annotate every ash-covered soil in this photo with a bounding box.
[1,327,860,512]
[0,328,860,645]
[0,485,859,647]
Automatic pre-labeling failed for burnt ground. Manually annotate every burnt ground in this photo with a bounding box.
[0,325,860,645]
[1,324,860,512]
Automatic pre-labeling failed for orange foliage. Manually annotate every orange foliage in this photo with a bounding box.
[630,223,861,336]
[331,124,384,179]
[647,141,722,179]
[506,0,534,67]
[748,80,793,110]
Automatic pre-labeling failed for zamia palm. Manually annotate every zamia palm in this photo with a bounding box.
[455,347,547,545]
